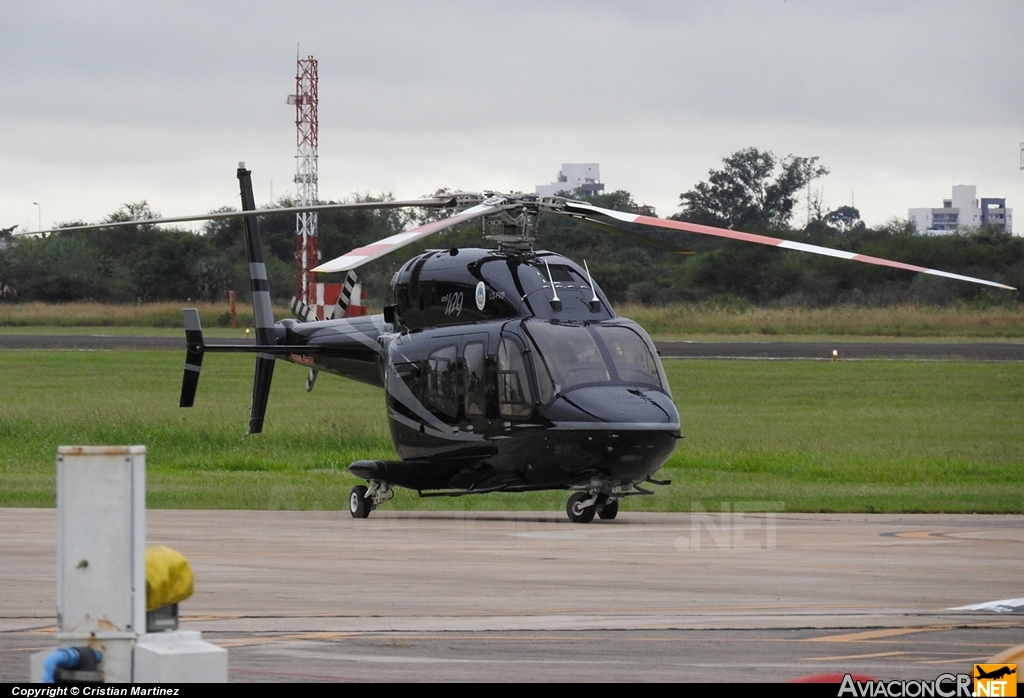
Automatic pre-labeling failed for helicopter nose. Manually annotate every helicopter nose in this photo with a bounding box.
[545,385,679,428]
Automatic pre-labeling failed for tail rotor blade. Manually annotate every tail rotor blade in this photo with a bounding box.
[238,164,278,434]
[248,354,275,435]
[238,164,277,343]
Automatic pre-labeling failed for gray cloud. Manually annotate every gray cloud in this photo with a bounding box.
[2,0,1022,231]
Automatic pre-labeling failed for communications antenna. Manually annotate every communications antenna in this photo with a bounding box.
[287,53,319,304]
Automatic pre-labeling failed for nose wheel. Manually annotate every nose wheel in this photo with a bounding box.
[349,481,393,519]
[350,485,373,518]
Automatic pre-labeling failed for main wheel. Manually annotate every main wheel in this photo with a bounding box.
[350,485,372,519]
[566,492,596,524]
[597,498,619,520]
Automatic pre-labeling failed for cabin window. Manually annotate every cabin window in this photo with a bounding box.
[532,350,556,405]
[593,326,662,389]
[392,362,422,400]
[525,323,609,393]
[524,322,665,394]
[497,338,533,418]
[427,345,458,418]
[464,342,486,418]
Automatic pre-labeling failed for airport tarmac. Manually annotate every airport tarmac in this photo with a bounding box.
[1,508,1021,682]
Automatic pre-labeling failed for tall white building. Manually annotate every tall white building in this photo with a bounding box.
[536,163,605,198]
[909,185,1013,234]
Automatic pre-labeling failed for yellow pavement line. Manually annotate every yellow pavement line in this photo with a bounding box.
[808,651,909,661]
[806,627,953,642]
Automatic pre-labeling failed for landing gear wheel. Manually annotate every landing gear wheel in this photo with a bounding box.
[597,498,619,520]
[350,485,372,519]
[566,492,596,524]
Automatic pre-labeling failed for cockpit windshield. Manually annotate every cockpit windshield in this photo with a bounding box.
[524,321,666,401]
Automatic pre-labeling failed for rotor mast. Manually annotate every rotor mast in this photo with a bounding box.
[483,197,540,251]
[288,53,319,305]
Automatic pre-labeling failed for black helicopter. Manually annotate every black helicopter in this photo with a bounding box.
[184,165,683,523]
[39,164,1016,523]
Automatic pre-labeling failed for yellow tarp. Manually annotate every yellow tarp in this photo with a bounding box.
[145,545,194,611]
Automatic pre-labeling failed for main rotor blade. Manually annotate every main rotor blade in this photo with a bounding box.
[567,214,695,255]
[565,201,1017,291]
[20,197,459,237]
[313,201,502,273]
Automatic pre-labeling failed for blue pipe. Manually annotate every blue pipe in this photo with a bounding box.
[41,647,102,683]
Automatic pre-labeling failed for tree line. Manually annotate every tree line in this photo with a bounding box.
[2,148,1021,307]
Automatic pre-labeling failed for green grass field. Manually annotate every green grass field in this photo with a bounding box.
[4,301,1024,338]
[619,303,1024,339]
[1,349,1021,513]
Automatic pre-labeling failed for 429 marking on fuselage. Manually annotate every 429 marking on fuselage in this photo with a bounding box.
[441,291,464,316]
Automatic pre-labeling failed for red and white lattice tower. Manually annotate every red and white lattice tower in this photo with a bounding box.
[289,54,319,304]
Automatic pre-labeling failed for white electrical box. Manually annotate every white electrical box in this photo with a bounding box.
[38,445,227,683]
[56,445,146,682]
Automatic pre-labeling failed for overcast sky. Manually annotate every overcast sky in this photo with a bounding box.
[2,1,1022,234]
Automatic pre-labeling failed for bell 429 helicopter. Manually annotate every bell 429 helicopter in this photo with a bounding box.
[46,163,1017,522]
